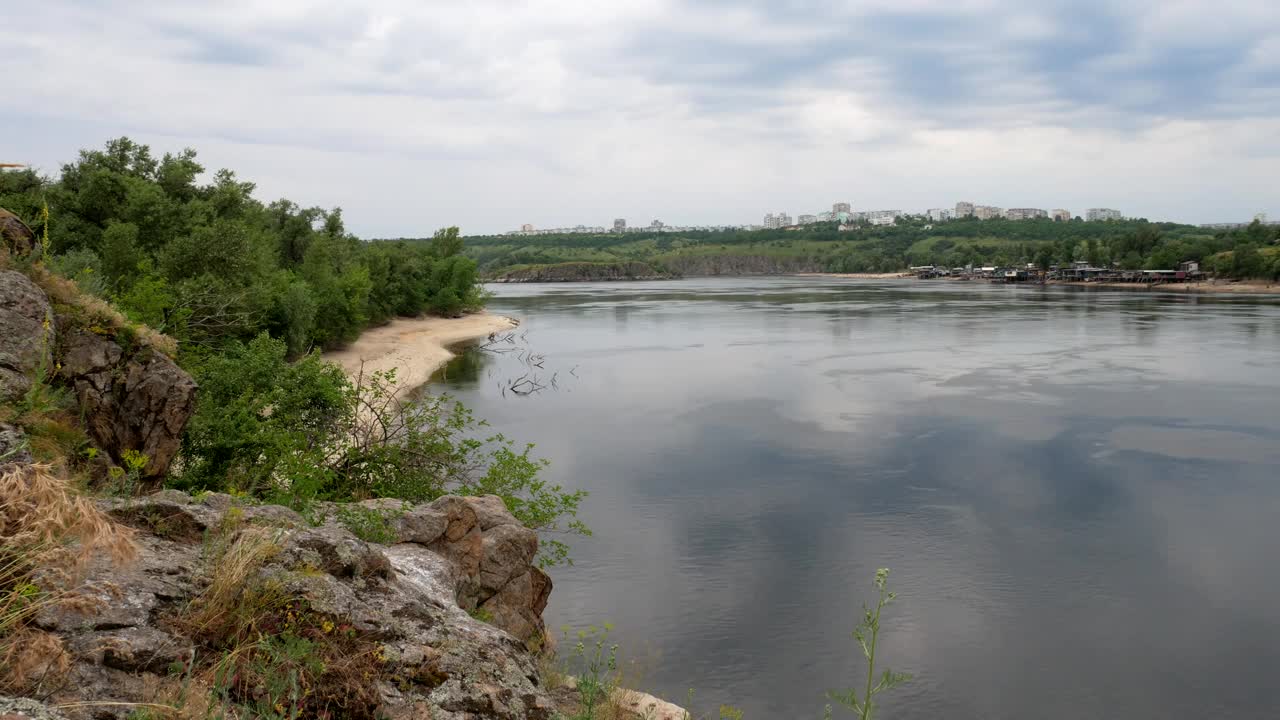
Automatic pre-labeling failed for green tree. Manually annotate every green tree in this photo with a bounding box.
[1232,244,1264,278]
[430,226,465,259]
[100,221,143,289]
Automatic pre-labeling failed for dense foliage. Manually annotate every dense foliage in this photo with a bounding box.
[453,216,1280,280]
[0,137,486,358]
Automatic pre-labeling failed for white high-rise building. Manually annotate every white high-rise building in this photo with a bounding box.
[1051,209,1072,222]
[798,214,817,225]
[927,208,954,222]
[1085,208,1123,222]
[974,206,1004,220]
[955,202,975,218]
[613,218,626,232]
[833,202,852,215]
[1006,208,1048,221]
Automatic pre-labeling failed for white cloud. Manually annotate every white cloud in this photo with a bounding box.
[3,0,1278,234]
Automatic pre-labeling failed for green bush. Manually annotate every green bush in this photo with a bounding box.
[334,504,404,544]
[176,334,588,566]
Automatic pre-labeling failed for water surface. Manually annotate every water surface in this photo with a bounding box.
[433,277,1280,719]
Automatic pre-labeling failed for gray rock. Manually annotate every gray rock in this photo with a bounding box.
[59,330,197,480]
[397,503,449,544]
[0,423,32,471]
[105,494,217,542]
[68,626,193,674]
[0,696,68,720]
[0,270,54,403]
[282,524,393,580]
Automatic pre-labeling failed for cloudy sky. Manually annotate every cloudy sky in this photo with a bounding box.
[5,0,1279,236]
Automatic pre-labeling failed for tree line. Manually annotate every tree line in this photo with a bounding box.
[0,137,485,359]
[457,215,1280,280]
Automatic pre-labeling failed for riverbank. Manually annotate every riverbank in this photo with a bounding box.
[802,272,1280,295]
[323,312,517,390]
[1049,279,1280,294]
[795,272,910,279]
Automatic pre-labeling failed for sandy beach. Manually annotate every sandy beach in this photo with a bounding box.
[323,312,517,391]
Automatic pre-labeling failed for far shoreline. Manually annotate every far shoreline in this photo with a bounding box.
[322,312,517,392]
[797,273,1280,295]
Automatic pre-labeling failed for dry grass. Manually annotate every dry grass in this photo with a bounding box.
[0,463,137,694]
[0,463,136,566]
[168,521,385,719]
[25,263,179,358]
[180,525,283,643]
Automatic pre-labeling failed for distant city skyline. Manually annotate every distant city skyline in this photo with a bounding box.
[501,202,1280,237]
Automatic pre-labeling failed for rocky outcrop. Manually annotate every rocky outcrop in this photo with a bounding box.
[38,491,556,720]
[0,271,55,403]
[58,329,197,479]
[0,208,38,259]
[0,268,196,478]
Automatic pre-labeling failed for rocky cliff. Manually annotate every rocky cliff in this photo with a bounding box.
[23,489,558,720]
[0,268,196,480]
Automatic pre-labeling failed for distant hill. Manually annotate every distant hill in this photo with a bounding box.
[428,217,1275,280]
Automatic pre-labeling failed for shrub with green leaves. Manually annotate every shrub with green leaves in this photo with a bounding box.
[334,504,404,544]
[176,333,588,566]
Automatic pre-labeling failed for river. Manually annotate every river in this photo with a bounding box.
[432,277,1280,719]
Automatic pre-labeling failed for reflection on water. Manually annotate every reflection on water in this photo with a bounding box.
[432,278,1280,720]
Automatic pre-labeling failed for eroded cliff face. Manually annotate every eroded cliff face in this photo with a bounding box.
[58,329,196,479]
[494,261,674,282]
[0,266,197,479]
[30,491,557,720]
[658,254,826,276]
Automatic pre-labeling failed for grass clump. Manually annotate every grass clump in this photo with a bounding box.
[162,519,385,719]
[0,463,136,695]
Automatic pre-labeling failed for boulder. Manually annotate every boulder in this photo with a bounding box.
[0,270,55,402]
[59,330,197,479]
[423,496,549,643]
[0,208,38,259]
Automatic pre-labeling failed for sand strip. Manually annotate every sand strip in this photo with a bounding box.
[323,312,517,390]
